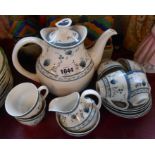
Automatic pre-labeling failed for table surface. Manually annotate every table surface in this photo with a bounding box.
[0,39,155,139]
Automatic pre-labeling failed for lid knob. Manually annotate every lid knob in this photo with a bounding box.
[41,18,84,48]
[56,18,72,28]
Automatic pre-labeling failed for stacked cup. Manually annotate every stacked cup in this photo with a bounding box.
[96,59,152,119]
[5,82,48,126]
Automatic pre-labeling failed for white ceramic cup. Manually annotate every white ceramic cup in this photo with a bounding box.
[105,98,130,110]
[127,71,151,107]
[16,100,46,126]
[96,70,129,104]
[97,59,125,79]
[5,82,48,119]
[118,58,145,72]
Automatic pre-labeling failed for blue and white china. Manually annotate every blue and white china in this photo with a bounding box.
[103,96,152,119]
[0,47,13,108]
[118,58,145,72]
[96,70,129,106]
[127,71,151,106]
[56,111,100,137]
[5,82,48,119]
[96,59,152,118]
[12,18,117,96]
[16,100,46,126]
[48,89,101,133]
[97,59,125,79]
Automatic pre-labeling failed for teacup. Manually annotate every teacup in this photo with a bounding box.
[127,71,151,107]
[105,98,130,110]
[118,58,145,72]
[16,100,46,126]
[97,59,125,79]
[96,70,129,106]
[5,82,48,119]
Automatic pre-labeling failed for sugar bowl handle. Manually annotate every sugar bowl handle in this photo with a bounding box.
[81,89,102,109]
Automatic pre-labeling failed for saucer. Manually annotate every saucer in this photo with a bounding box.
[102,96,152,119]
[56,112,100,137]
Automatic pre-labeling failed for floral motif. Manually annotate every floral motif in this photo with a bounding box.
[80,60,86,68]
[37,60,94,82]
[65,50,72,55]
[43,59,50,66]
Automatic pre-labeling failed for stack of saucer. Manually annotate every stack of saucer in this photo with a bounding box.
[96,59,152,119]
[0,48,13,108]
[102,97,152,119]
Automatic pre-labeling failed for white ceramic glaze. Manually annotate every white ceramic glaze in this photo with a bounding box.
[12,18,117,96]
[5,82,48,118]
[97,59,125,79]
[96,70,129,104]
[49,89,101,132]
[118,58,145,72]
[103,96,152,119]
[56,110,100,137]
[48,92,80,114]
[96,59,151,109]
[16,100,46,126]
[127,71,151,106]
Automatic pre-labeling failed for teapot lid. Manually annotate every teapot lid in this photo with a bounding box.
[40,18,87,49]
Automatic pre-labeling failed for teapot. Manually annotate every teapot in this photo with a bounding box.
[12,18,117,96]
[48,89,102,133]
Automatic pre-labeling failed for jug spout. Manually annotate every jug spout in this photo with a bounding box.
[48,92,80,113]
[88,29,117,70]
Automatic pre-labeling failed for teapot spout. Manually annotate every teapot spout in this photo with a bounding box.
[88,29,117,70]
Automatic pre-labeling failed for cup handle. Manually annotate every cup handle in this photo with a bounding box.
[106,98,129,110]
[80,89,102,109]
[38,85,49,100]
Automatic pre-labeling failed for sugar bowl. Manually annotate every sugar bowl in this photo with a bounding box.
[48,89,101,136]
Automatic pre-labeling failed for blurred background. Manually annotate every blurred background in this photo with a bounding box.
[0,15,155,53]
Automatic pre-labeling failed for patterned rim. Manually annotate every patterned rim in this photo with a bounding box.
[5,83,39,118]
[56,111,100,137]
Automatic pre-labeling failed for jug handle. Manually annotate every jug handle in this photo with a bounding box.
[12,37,48,82]
[80,89,102,109]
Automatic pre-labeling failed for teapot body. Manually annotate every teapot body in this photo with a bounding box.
[12,18,117,96]
[36,43,94,96]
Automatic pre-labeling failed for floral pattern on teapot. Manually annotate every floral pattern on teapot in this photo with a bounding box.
[12,18,117,96]
[37,44,94,82]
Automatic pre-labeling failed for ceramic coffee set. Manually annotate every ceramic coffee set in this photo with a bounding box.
[0,18,152,137]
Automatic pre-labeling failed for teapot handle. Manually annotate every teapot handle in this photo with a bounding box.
[81,89,102,109]
[12,37,48,82]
